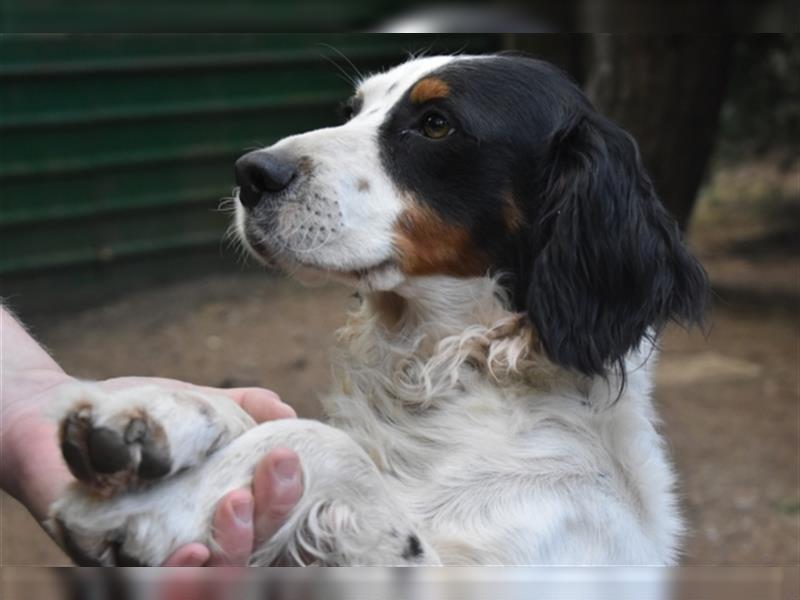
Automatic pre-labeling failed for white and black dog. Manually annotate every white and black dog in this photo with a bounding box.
[48,54,707,566]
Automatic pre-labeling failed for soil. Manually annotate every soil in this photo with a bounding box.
[2,159,797,566]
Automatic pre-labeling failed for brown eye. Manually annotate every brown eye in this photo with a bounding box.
[422,113,452,139]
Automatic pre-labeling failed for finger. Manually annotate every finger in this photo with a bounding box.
[162,543,210,567]
[180,384,294,422]
[228,388,296,422]
[253,448,304,544]
[208,489,255,566]
[100,378,295,422]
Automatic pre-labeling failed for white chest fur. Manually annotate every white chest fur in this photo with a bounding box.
[323,276,683,564]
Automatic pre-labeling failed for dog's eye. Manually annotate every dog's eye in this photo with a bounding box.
[421,113,453,139]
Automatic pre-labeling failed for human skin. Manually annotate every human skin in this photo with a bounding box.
[1,306,303,566]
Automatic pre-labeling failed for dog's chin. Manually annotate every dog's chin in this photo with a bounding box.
[285,255,405,292]
[239,233,404,291]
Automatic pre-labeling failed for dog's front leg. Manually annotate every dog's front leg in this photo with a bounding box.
[239,419,440,566]
[48,385,439,566]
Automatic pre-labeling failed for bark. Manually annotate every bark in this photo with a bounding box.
[586,35,735,229]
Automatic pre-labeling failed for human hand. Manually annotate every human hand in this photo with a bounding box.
[163,446,302,566]
[1,307,303,566]
[2,370,302,565]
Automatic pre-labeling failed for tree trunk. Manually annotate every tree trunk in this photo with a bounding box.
[586,35,734,229]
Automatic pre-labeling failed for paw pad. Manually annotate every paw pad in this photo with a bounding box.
[59,405,172,496]
[88,427,131,474]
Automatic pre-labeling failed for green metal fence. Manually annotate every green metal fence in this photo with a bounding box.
[0,34,499,314]
[0,1,408,33]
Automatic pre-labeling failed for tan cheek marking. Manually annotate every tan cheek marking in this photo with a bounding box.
[409,77,450,104]
[357,178,370,192]
[503,190,525,232]
[393,202,487,277]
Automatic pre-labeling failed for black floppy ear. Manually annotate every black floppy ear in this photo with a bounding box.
[526,112,708,377]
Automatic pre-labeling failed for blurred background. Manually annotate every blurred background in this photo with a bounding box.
[0,33,797,567]
[1,0,797,32]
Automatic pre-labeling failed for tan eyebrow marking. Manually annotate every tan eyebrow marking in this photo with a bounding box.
[409,77,450,104]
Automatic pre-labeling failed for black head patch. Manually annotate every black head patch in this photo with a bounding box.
[379,55,708,377]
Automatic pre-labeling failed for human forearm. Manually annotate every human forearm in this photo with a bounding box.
[0,306,73,516]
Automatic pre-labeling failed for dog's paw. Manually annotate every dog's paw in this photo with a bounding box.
[48,480,202,566]
[49,510,143,566]
[55,383,254,498]
[59,400,170,496]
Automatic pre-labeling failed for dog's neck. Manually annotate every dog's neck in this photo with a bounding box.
[371,276,518,338]
[333,276,562,411]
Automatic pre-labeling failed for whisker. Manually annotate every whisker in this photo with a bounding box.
[320,52,358,89]
[318,42,364,84]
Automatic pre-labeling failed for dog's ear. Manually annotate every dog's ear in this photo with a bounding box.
[524,112,708,377]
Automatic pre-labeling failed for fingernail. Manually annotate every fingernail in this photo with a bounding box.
[273,455,300,484]
[232,497,253,525]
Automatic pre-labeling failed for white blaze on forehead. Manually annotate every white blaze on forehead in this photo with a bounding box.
[356,55,459,117]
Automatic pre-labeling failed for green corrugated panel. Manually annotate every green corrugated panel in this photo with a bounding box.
[0,1,408,32]
[0,35,499,312]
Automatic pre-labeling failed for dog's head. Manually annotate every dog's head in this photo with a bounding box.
[235,54,707,377]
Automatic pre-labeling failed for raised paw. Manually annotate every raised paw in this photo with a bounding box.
[50,513,143,566]
[55,383,255,497]
[48,479,200,566]
[60,402,172,497]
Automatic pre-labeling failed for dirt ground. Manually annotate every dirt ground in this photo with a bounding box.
[2,159,797,567]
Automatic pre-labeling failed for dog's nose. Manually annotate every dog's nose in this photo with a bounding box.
[235,151,297,209]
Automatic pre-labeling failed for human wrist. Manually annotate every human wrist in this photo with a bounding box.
[1,370,75,520]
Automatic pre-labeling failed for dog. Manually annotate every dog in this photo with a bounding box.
[48,53,708,566]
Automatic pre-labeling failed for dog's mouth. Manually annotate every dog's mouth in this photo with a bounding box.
[239,222,397,282]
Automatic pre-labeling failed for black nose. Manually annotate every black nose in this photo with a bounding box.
[235,151,297,209]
